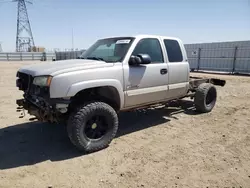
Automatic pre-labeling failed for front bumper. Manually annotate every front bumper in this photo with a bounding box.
[16,95,70,122]
[16,71,71,122]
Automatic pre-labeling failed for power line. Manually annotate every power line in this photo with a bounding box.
[0,0,12,2]
[0,0,12,7]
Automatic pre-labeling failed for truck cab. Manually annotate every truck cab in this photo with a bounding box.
[119,35,190,108]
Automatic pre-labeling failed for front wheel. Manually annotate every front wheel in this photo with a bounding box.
[194,83,217,113]
[67,101,119,153]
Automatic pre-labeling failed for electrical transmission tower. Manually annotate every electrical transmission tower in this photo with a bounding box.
[15,0,35,52]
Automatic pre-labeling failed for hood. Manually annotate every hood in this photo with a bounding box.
[18,59,114,77]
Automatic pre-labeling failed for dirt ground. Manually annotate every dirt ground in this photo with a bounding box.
[0,61,250,188]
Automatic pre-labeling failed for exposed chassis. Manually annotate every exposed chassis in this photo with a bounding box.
[189,76,226,90]
[180,76,226,99]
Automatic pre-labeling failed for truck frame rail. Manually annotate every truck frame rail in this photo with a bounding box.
[189,76,226,90]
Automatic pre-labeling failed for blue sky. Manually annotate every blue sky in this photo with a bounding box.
[0,0,249,52]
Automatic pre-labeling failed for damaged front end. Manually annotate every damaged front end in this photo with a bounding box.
[16,72,70,123]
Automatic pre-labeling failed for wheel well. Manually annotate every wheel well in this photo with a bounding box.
[69,86,121,112]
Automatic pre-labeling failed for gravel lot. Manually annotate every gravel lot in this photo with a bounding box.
[0,61,250,188]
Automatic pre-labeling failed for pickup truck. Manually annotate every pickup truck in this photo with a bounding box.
[16,35,226,153]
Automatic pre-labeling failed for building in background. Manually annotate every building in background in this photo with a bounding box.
[29,46,45,52]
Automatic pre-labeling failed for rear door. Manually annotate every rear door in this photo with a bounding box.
[162,38,190,99]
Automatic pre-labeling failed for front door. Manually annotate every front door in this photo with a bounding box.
[123,38,169,108]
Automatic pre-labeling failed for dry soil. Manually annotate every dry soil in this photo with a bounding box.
[0,61,250,188]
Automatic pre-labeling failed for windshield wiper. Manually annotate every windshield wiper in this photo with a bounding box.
[86,56,105,61]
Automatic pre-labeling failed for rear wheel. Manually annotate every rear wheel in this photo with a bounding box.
[67,101,118,153]
[194,83,217,113]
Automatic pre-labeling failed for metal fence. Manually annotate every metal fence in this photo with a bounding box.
[0,52,56,61]
[185,41,250,74]
[55,50,85,61]
[1,41,249,74]
[54,41,250,74]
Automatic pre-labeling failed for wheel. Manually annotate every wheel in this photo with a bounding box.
[194,83,217,113]
[67,101,118,153]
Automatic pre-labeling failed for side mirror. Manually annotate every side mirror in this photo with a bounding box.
[129,54,151,66]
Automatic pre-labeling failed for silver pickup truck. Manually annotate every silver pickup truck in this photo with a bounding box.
[16,35,226,153]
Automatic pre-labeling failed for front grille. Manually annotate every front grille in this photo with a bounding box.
[17,72,34,93]
[29,84,50,98]
[17,72,50,98]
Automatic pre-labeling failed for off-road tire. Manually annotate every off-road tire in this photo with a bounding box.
[194,83,217,113]
[67,101,118,153]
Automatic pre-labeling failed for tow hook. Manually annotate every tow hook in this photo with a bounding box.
[16,99,26,118]
[16,106,26,118]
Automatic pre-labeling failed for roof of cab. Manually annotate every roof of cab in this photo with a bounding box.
[99,34,181,41]
[133,34,181,41]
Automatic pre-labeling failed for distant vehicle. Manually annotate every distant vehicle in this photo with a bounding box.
[16,35,226,153]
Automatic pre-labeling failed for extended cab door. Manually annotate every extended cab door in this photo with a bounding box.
[123,37,169,108]
[162,38,190,99]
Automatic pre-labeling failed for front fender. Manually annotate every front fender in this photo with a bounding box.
[66,79,124,108]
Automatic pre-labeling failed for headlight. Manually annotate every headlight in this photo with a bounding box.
[33,76,52,86]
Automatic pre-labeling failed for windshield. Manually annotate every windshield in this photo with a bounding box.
[79,37,135,62]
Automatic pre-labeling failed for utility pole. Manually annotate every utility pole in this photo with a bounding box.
[72,28,74,51]
[0,42,2,52]
[15,0,35,52]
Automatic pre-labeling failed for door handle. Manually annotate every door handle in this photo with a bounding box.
[160,68,168,75]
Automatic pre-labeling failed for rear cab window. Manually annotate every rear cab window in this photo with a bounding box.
[163,39,183,62]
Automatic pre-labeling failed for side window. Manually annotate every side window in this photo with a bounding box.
[132,38,164,63]
[164,39,183,62]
